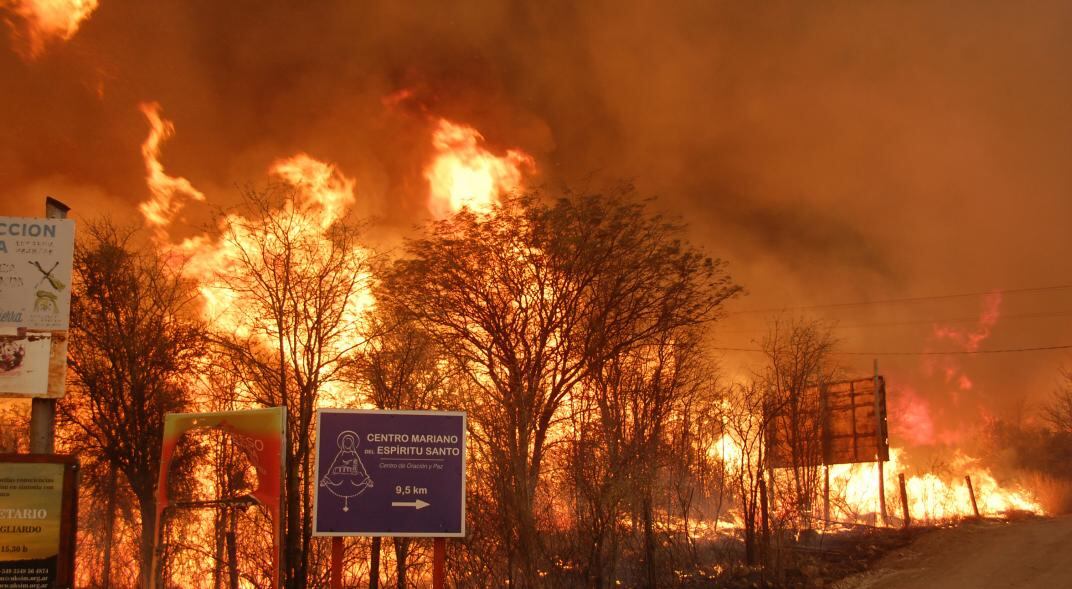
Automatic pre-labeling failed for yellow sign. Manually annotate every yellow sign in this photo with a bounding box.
[0,462,67,588]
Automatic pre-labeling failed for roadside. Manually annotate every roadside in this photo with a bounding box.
[833,514,1072,589]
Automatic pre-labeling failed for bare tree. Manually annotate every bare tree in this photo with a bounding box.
[382,189,739,586]
[568,327,711,588]
[720,381,770,567]
[59,221,205,588]
[346,304,452,589]
[760,317,837,531]
[203,187,373,589]
[1045,368,1072,434]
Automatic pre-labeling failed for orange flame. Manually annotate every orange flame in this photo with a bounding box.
[828,447,1041,523]
[424,118,534,218]
[2,0,99,58]
[270,153,355,231]
[709,434,1042,529]
[138,102,206,239]
[178,154,369,344]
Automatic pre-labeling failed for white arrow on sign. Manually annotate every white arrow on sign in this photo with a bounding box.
[391,499,430,510]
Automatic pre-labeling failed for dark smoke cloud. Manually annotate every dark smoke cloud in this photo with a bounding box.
[2,0,1071,445]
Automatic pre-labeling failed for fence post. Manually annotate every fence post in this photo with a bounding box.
[898,473,911,528]
[965,475,981,518]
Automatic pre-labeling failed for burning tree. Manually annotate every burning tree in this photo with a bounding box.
[60,221,206,588]
[198,185,373,589]
[382,189,740,587]
[565,326,715,587]
[760,318,837,531]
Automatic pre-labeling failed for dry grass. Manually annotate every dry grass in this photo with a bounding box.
[1020,472,1072,515]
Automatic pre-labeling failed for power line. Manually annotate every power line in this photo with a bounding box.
[726,284,1072,316]
[710,344,1072,356]
[715,308,1072,335]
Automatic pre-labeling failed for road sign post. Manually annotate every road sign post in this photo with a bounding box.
[314,409,466,588]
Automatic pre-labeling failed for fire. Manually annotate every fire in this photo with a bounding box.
[2,0,99,58]
[828,447,1041,523]
[270,153,355,231]
[138,102,206,240]
[709,435,1042,529]
[176,153,369,345]
[424,117,534,218]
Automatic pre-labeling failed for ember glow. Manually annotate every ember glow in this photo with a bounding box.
[1,0,99,58]
[424,117,535,218]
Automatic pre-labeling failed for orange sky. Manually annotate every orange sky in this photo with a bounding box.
[2,0,1070,451]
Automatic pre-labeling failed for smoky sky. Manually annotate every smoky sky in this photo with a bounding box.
[3,1,1071,447]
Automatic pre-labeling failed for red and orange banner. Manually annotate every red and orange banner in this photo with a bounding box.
[151,406,286,589]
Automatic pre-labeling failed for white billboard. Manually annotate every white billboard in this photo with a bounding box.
[0,216,74,397]
[0,217,75,331]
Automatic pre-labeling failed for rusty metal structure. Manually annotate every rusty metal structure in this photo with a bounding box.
[765,375,889,468]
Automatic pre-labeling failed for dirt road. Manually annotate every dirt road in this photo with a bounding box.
[837,515,1072,589]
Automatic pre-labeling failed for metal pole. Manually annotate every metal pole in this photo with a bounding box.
[965,475,981,518]
[29,196,69,454]
[330,537,342,589]
[874,359,887,526]
[433,538,446,589]
[898,473,911,528]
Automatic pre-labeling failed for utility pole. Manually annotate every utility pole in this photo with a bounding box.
[874,358,887,526]
[29,196,69,454]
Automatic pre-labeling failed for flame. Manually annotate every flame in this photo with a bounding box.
[178,153,369,346]
[270,153,355,231]
[2,0,99,58]
[828,447,1042,523]
[138,102,206,240]
[709,433,1042,529]
[424,117,534,218]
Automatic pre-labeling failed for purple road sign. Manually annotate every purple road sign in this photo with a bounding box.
[313,409,466,537]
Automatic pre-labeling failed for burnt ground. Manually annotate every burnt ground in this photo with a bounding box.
[708,514,1064,588]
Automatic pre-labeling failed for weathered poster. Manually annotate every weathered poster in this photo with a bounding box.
[0,457,78,589]
[313,409,466,537]
[0,217,75,332]
[0,331,51,396]
[152,407,286,589]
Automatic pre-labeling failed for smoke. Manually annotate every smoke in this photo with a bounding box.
[2,0,1071,444]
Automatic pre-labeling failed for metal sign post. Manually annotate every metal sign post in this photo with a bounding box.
[29,198,70,454]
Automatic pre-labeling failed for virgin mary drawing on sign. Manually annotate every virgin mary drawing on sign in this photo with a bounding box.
[320,430,373,512]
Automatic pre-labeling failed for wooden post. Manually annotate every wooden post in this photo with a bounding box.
[759,472,771,565]
[369,537,380,589]
[874,360,887,526]
[433,537,446,589]
[965,475,981,518]
[330,537,343,589]
[898,473,911,528]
